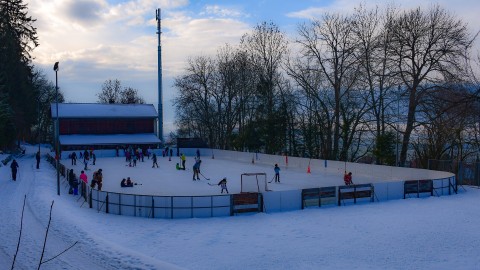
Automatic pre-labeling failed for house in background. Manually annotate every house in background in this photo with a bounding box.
[50,103,161,152]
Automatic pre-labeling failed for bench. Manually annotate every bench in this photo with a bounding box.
[338,184,374,206]
[231,193,263,215]
[302,186,336,209]
[404,180,433,199]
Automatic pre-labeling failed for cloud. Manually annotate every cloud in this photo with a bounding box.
[287,7,327,20]
[26,0,251,136]
[200,5,245,18]
[62,0,107,26]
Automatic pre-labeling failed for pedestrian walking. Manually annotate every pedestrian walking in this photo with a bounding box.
[10,159,19,181]
[36,151,41,169]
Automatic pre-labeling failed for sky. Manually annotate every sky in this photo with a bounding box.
[26,0,480,135]
[1,145,480,269]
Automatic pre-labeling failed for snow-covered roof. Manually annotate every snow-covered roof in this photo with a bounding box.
[50,103,158,118]
[59,134,161,145]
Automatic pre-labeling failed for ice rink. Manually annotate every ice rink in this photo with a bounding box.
[61,151,450,196]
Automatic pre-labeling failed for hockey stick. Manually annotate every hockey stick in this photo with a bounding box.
[268,175,275,183]
[199,172,210,180]
[207,182,216,186]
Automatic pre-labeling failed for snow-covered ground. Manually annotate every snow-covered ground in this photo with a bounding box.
[1,145,479,269]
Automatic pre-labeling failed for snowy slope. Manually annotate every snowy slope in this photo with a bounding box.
[1,145,479,269]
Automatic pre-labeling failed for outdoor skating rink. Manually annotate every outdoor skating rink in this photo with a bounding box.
[62,153,449,197]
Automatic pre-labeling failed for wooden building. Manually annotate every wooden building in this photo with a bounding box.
[50,103,161,150]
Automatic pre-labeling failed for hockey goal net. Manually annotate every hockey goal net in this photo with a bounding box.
[241,173,270,193]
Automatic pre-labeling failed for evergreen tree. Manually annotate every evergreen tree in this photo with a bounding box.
[373,131,396,165]
[0,0,39,148]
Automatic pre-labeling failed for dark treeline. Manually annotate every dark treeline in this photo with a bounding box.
[0,0,63,150]
[174,4,480,167]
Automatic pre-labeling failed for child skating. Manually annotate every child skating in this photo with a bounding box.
[218,178,228,194]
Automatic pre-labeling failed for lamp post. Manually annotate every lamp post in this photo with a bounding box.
[53,62,60,196]
[37,98,40,154]
[396,85,400,167]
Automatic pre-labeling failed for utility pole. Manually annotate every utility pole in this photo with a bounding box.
[54,62,60,196]
[156,8,164,144]
[396,85,400,167]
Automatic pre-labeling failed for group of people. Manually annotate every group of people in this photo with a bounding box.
[125,146,143,167]
[162,146,174,160]
[65,169,89,196]
[120,177,137,187]
[67,149,96,170]
[8,148,358,198]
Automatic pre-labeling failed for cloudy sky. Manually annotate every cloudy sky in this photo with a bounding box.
[27,0,480,135]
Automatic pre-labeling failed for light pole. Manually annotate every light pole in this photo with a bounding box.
[37,98,40,154]
[53,62,60,196]
[396,85,400,167]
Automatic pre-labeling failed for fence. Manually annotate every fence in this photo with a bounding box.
[46,153,233,218]
[45,152,456,219]
[89,190,231,218]
[428,159,480,187]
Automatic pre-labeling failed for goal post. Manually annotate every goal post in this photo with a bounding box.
[241,173,270,193]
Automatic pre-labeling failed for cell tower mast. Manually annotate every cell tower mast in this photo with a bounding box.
[156,8,164,143]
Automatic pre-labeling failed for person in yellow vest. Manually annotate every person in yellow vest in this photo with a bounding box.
[180,153,186,170]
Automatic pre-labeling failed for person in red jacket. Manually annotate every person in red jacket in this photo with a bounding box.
[344,172,353,185]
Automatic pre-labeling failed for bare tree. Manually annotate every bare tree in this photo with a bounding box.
[295,12,364,160]
[120,87,145,104]
[97,79,122,103]
[240,21,289,154]
[387,5,474,166]
[174,56,216,145]
[97,79,145,104]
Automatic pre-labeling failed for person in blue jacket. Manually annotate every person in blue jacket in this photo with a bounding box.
[192,159,201,180]
[274,164,280,183]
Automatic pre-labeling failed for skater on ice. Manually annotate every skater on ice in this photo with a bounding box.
[344,172,353,185]
[152,153,158,168]
[218,178,228,194]
[71,151,77,165]
[192,159,201,180]
[274,164,280,183]
[180,153,186,169]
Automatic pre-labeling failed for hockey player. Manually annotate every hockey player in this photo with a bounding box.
[274,164,280,183]
[192,159,201,180]
[218,178,228,194]
[344,172,353,185]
